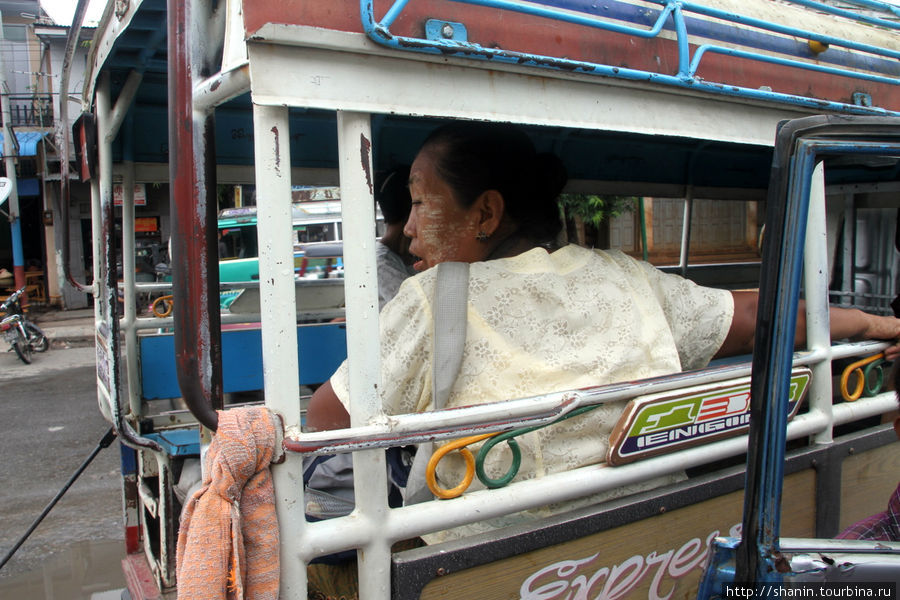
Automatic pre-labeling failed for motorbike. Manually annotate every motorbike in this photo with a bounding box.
[1,286,49,364]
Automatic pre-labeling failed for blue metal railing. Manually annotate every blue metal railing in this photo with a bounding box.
[360,0,900,116]
[787,0,900,29]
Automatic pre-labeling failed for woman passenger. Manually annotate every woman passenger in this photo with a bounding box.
[307,120,900,542]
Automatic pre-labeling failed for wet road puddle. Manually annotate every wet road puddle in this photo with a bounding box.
[0,539,127,599]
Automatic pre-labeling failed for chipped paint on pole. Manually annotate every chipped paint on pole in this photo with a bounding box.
[169,0,223,431]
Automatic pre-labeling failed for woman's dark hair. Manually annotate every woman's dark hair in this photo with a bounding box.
[421,121,567,245]
[375,165,412,225]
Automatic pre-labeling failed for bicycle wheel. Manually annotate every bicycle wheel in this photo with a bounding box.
[12,327,32,364]
[24,322,49,352]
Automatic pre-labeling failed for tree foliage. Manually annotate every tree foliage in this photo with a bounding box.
[558,194,636,227]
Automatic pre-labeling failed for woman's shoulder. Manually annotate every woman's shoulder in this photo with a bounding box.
[554,244,642,275]
[460,244,636,278]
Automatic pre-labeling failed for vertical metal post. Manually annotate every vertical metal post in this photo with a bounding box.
[679,188,693,278]
[96,72,121,425]
[122,154,143,417]
[842,198,857,306]
[337,110,390,599]
[804,164,834,446]
[253,104,300,422]
[337,110,381,424]
[0,12,25,293]
[97,72,162,453]
[251,102,306,597]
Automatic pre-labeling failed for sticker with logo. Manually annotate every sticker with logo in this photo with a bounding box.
[606,369,810,465]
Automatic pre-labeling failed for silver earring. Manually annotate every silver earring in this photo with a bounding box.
[476,231,490,242]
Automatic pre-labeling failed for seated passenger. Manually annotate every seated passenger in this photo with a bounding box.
[308,121,900,543]
[835,366,900,542]
[375,165,416,308]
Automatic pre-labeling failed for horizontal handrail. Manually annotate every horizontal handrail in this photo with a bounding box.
[679,0,900,59]
[689,45,900,87]
[284,340,889,455]
[784,0,900,30]
[293,393,894,560]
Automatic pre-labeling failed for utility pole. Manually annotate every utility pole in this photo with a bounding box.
[0,11,25,294]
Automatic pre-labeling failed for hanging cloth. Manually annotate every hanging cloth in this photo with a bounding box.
[176,406,282,600]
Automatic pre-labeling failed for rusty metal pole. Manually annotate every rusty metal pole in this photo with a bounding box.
[168,0,222,431]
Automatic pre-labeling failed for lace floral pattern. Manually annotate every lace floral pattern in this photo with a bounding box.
[330,245,733,539]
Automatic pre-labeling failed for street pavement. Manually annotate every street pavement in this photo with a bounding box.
[0,307,127,598]
[0,307,96,381]
[32,307,96,348]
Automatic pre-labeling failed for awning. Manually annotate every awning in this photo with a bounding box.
[0,131,49,157]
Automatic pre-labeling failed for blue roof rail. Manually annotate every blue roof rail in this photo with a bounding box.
[360,0,900,115]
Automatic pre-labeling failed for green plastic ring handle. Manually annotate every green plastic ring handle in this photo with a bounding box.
[863,360,884,397]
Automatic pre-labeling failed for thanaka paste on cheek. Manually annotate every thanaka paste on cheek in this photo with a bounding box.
[417,194,465,267]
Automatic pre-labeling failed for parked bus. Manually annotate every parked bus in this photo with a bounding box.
[217,194,348,311]
[68,0,900,598]
[218,188,354,281]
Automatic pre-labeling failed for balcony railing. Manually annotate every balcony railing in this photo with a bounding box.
[2,95,53,127]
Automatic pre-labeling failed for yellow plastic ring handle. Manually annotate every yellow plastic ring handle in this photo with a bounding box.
[425,433,495,499]
[151,295,174,318]
[840,353,884,402]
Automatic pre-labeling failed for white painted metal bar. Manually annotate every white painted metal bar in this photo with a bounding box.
[246,35,803,148]
[289,389,894,560]
[97,67,145,420]
[335,111,381,424]
[335,110,390,599]
[290,340,892,456]
[805,163,835,445]
[253,103,301,421]
[193,64,250,113]
[93,73,115,422]
[843,197,858,306]
[679,187,694,274]
[90,167,111,423]
[251,103,307,596]
[107,70,143,139]
[121,160,143,417]
[221,0,248,71]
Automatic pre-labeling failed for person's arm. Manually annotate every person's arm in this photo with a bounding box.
[715,291,900,360]
[307,380,350,431]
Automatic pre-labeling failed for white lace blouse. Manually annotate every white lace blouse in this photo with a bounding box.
[330,244,734,541]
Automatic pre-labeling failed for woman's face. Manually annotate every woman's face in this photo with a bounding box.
[404,145,486,271]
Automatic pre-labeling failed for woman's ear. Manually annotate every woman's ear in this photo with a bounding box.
[476,189,505,236]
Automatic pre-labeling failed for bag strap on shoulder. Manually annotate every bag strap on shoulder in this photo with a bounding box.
[403,261,470,505]
[432,261,469,409]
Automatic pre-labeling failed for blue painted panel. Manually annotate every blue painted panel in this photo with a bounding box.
[145,429,201,456]
[139,323,348,399]
[17,178,39,197]
[120,444,138,475]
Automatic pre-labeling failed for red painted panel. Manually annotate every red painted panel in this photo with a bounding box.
[122,553,163,600]
[242,1,898,111]
[125,524,141,554]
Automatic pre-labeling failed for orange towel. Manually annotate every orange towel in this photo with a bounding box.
[176,406,282,600]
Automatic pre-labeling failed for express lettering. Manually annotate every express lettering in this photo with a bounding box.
[520,524,741,600]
